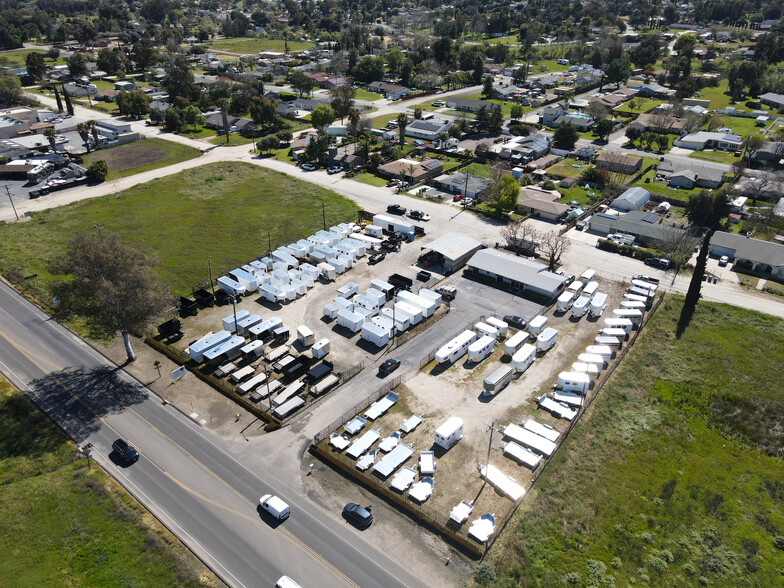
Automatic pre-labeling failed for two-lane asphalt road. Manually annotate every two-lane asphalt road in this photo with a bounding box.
[0,279,426,588]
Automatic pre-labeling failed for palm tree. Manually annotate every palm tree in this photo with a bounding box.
[76,122,90,152]
[436,131,449,149]
[43,127,56,151]
[396,113,408,147]
[348,108,361,153]
[87,120,99,145]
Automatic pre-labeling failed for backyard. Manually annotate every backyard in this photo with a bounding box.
[205,37,314,55]
[489,297,784,586]
[0,376,218,587]
[82,138,202,181]
[0,162,360,296]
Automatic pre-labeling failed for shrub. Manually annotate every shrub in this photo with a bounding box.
[86,160,108,182]
[611,557,622,569]
[773,536,784,550]
[475,563,497,584]
[640,532,653,543]
[566,571,582,584]
[745,100,761,110]
[648,554,668,573]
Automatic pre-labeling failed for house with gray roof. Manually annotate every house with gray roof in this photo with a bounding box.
[759,92,784,111]
[434,172,492,199]
[404,118,452,141]
[465,249,568,298]
[674,131,743,151]
[709,231,784,280]
[445,97,499,113]
[588,210,688,245]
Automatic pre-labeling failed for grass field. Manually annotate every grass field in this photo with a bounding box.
[546,156,590,179]
[632,170,696,200]
[0,376,216,586]
[177,124,217,140]
[82,138,202,181]
[353,88,382,101]
[0,162,360,296]
[207,37,313,55]
[489,297,784,586]
[351,172,387,187]
[689,150,739,165]
[614,98,664,115]
[460,162,494,179]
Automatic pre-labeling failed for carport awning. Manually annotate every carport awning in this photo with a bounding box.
[421,232,485,264]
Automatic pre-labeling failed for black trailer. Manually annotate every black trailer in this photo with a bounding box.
[179,296,198,316]
[388,273,413,292]
[273,326,290,344]
[193,288,215,307]
[214,289,234,306]
[305,360,333,385]
[282,356,311,383]
[157,318,182,338]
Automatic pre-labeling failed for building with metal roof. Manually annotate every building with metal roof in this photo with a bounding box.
[709,231,784,280]
[405,118,452,141]
[419,232,486,272]
[587,210,687,245]
[434,172,493,199]
[465,249,568,298]
[611,187,650,211]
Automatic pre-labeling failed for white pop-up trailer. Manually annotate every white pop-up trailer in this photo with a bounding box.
[361,322,390,347]
[236,314,263,337]
[188,330,231,363]
[337,309,364,333]
[485,316,508,336]
[503,423,556,456]
[480,464,525,501]
[571,295,591,318]
[474,322,499,340]
[435,330,477,364]
[434,417,464,450]
[217,276,245,297]
[394,301,423,325]
[536,327,558,352]
[222,309,250,333]
[589,293,608,317]
[512,343,537,373]
[557,371,591,394]
[538,394,578,420]
[524,419,560,442]
[229,268,258,293]
[396,290,437,317]
[312,338,330,359]
[528,315,548,335]
[483,364,515,395]
[504,441,542,469]
[557,291,575,311]
[504,330,529,355]
[468,335,495,362]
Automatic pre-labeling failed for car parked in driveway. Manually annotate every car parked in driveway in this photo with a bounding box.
[301,163,316,171]
[719,255,729,266]
[326,166,343,174]
[386,204,406,215]
[343,502,373,528]
[112,438,139,464]
[452,194,464,202]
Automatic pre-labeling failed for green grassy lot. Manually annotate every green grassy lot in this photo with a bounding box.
[82,138,202,181]
[694,79,751,112]
[353,87,382,101]
[0,376,215,586]
[614,98,664,115]
[710,115,763,140]
[351,172,388,187]
[208,133,257,146]
[177,124,217,140]
[546,156,590,178]
[556,184,597,207]
[0,162,360,296]
[689,150,739,165]
[0,48,48,68]
[372,113,403,129]
[460,162,494,179]
[489,296,784,586]
[207,37,313,55]
[632,170,696,200]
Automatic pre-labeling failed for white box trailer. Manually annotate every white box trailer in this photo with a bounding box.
[580,269,596,283]
[583,281,599,297]
[287,268,302,282]
[317,262,336,281]
[297,325,314,346]
[307,234,328,247]
[571,295,591,318]
[483,364,515,395]
[329,226,348,240]
[485,316,508,336]
[314,230,337,246]
[397,291,437,317]
[249,317,283,340]
[589,293,608,318]
[418,288,443,308]
[271,268,290,284]
[603,318,634,333]
[557,371,591,394]
[342,238,367,256]
[222,309,250,333]
[337,309,364,333]
[601,327,628,340]
[296,239,314,253]
[350,234,381,250]
[336,282,358,299]
[353,294,380,315]
[371,279,395,300]
[571,361,599,381]
[578,352,606,368]
[474,322,499,340]
[188,330,231,363]
[365,224,383,238]
[335,243,356,260]
[312,338,330,359]
[333,297,352,311]
[381,308,410,331]
[504,330,529,355]
[529,315,548,335]
[468,335,495,362]
[595,335,622,347]
[512,343,537,373]
[337,256,353,273]
[612,308,643,325]
[394,301,423,325]
[372,316,395,333]
[287,243,309,259]
[290,280,307,296]
[536,327,558,352]
[315,244,338,259]
[372,214,415,238]
[585,345,614,360]
[434,417,463,450]
[354,306,372,325]
[229,268,258,293]
[365,288,386,306]
[203,336,245,366]
[309,250,327,265]
[557,291,575,311]
[361,322,390,347]
[436,330,477,364]
[272,250,298,268]
[217,276,246,297]
[236,313,263,337]
[259,284,286,303]
[620,300,646,310]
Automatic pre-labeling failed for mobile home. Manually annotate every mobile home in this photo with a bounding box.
[435,330,478,364]
[504,330,529,355]
[589,293,607,318]
[483,365,515,396]
[536,327,558,352]
[512,343,537,373]
[468,335,495,362]
[434,417,464,450]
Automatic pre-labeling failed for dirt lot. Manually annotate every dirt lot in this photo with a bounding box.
[312,275,629,549]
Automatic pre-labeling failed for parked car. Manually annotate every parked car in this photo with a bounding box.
[431,100,445,107]
[462,198,474,206]
[503,315,527,330]
[301,163,316,171]
[378,358,401,376]
[259,494,290,520]
[633,275,660,285]
[719,255,729,266]
[343,502,373,527]
[368,252,386,265]
[112,438,139,464]
[386,204,406,215]
[408,210,430,221]
[452,194,464,202]
[326,166,343,174]
[644,257,670,269]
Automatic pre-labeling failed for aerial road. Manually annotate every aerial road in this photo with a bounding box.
[0,278,426,588]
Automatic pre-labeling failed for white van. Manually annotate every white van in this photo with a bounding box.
[276,577,302,588]
[259,494,290,520]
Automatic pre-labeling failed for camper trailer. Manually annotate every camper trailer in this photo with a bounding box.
[474,322,499,340]
[578,352,606,368]
[557,371,591,394]
[312,338,330,359]
[361,322,391,347]
[504,330,529,355]
[582,281,599,297]
[317,262,337,281]
[435,330,478,364]
[512,343,537,373]
[620,300,646,311]
[528,315,548,335]
[580,269,596,283]
[434,417,463,450]
[571,295,591,318]
[611,308,643,325]
[557,291,575,311]
[336,282,359,298]
[589,293,608,318]
[217,276,246,297]
[536,327,558,352]
[585,344,614,361]
[468,335,495,362]
[337,309,364,333]
[394,301,423,325]
[485,316,508,336]
[483,365,515,396]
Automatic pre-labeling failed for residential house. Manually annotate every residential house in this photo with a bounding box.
[629,113,688,135]
[445,97,499,113]
[674,131,743,151]
[95,89,118,102]
[759,92,784,111]
[203,112,255,133]
[518,185,561,202]
[657,161,725,189]
[322,144,363,171]
[631,82,676,98]
[709,231,784,280]
[305,72,347,89]
[532,74,559,89]
[404,118,452,141]
[595,151,643,175]
[367,81,410,100]
[434,172,493,199]
[276,97,328,118]
[114,80,136,91]
[540,105,567,127]
[289,132,316,160]
[491,85,519,100]
[377,158,444,183]
[555,113,594,131]
[495,134,550,162]
[516,198,570,221]
[751,141,783,164]
[63,81,97,97]
[588,210,687,245]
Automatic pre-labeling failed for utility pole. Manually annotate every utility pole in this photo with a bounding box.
[5,185,19,221]
[321,201,327,231]
[208,257,215,296]
[267,231,272,257]
[483,421,495,482]
[231,296,238,338]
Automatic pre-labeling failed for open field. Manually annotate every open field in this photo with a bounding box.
[354,88,382,101]
[0,162,360,296]
[207,37,314,55]
[489,296,784,586]
[546,156,590,179]
[614,98,663,115]
[83,138,202,181]
[0,376,218,586]
[689,150,739,165]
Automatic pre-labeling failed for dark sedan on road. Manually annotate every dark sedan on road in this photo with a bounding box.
[112,438,139,464]
[378,358,401,377]
[386,204,406,215]
[343,503,373,528]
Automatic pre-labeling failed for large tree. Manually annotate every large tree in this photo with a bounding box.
[289,71,316,97]
[684,191,730,307]
[48,232,171,362]
[311,104,335,131]
[25,52,46,80]
[330,84,356,124]
[538,232,571,270]
[553,122,578,150]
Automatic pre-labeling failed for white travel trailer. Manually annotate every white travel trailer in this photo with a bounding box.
[512,343,537,373]
[287,243,309,259]
[222,309,250,333]
[361,322,391,347]
[620,300,646,311]
[337,253,353,270]
[334,243,356,260]
[394,301,423,325]
[259,284,285,303]
[589,293,608,318]
[585,345,613,361]
[603,317,634,334]
[557,291,575,311]
[297,325,315,346]
[188,331,231,363]
[582,281,599,297]
[317,262,336,281]
[557,372,591,394]
[309,250,327,265]
[580,269,596,283]
[312,338,330,359]
[330,257,348,274]
[381,307,410,331]
[217,276,246,297]
[290,280,307,296]
[468,335,495,362]
[271,268,290,284]
[316,230,339,246]
[601,327,628,340]
[624,292,651,307]
[612,308,643,325]
[485,316,508,336]
[528,315,548,335]
[571,295,591,318]
[337,309,364,333]
[299,263,319,279]
[333,297,352,312]
[631,279,657,294]
[434,417,463,450]
[536,327,558,352]
[249,260,267,274]
[365,224,383,238]
[372,214,415,239]
[296,239,314,254]
[504,330,529,355]
[483,365,515,395]
[567,280,584,295]
[474,322,499,340]
[229,268,258,293]
[397,291,437,317]
[272,250,298,268]
[435,330,478,364]
[342,238,367,256]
